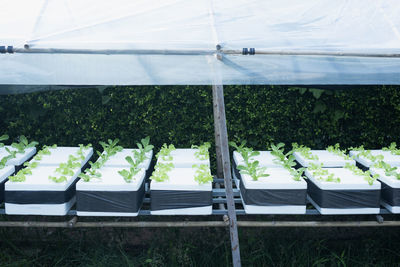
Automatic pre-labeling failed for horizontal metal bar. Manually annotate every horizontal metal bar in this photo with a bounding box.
[9,47,400,58]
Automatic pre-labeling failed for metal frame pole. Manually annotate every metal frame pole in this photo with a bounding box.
[212,84,241,267]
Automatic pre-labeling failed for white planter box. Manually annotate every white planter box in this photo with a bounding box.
[240,168,307,214]
[150,168,212,215]
[294,150,355,168]
[305,168,381,214]
[350,150,400,168]
[76,167,146,216]
[0,166,15,203]
[370,168,400,213]
[232,151,285,187]
[5,165,81,215]
[36,146,93,168]
[0,146,36,171]
[158,149,210,168]
[101,149,152,170]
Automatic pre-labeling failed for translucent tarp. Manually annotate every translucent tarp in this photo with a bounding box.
[0,0,399,88]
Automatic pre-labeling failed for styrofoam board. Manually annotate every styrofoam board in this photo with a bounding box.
[101,149,152,170]
[157,149,210,168]
[350,150,400,168]
[77,167,145,191]
[233,151,283,168]
[0,146,36,166]
[242,200,306,214]
[6,165,80,191]
[307,195,380,215]
[294,150,355,167]
[0,166,15,183]
[150,167,212,191]
[150,205,212,215]
[305,168,381,190]
[370,168,400,188]
[77,211,139,217]
[381,200,400,214]
[35,146,93,167]
[5,196,76,216]
[241,168,307,190]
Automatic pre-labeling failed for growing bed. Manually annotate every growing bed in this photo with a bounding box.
[305,167,381,215]
[349,150,400,169]
[4,146,93,215]
[0,146,36,172]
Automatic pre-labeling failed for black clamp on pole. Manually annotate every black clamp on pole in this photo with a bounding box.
[242,48,255,55]
[0,46,14,54]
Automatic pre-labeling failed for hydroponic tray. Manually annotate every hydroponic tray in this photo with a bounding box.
[157,149,210,168]
[240,168,307,214]
[150,168,212,215]
[350,150,400,168]
[76,167,147,216]
[0,166,15,203]
[4,165,81,215]
[370,168,400,213]
[0,146,36,171]
[305,168,381,215]
[294,150,355,167]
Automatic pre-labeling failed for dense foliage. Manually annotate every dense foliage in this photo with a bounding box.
[1,85,399,164]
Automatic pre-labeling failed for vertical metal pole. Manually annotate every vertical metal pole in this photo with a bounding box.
[212,84,241,267]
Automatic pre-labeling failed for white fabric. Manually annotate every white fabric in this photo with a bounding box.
[0,0,399,85]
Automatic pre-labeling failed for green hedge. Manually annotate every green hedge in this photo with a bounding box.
[0,85,399,158]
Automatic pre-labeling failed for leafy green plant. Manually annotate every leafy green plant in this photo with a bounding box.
[371,160,400,180]
[326,143,351,160]
[0,134,9,148]
[99,139,123,158]
[118,156,141,183]
[150,162,174,182]
[382,142,400,155]
[50,144,91,183]
[157,144,176,161]
[292,143,318,160]
[308,163,340,183]
[9,145,56,182]
[270,143,304,181]
[132,136,154,164]
[350,146,384,163]
[0,147,17,169]
[11,135,39,153]
[344,163,378,185]
[192,142,211,161]
[192,164,213,184]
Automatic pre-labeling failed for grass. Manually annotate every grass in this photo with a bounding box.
[0,227,400,266]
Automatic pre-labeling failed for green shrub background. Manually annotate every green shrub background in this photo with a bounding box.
[1,85,399,163]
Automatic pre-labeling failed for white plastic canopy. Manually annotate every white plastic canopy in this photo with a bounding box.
[1,0,400,87]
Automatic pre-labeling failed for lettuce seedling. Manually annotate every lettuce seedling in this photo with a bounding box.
[192,164,213,184]
[11,135,39,153]
[192,142,211,161]
[344,163,377,185]
[157,144,176,161]
[133,136,154,164]
[118,156,142,183]
[350,146,384,163]
[0,147,17,169]
[326,143,351,160]
[383,142,400,155]
[372,160,400,180]
[150,162,174,182]
[270,142,305,181]
[292,143,318,160]
[308,163,340,183]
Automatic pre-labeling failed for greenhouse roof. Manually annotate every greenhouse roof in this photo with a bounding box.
[0,0,400,87]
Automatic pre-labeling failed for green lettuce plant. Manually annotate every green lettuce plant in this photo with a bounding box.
[157,144,176,161]
[0,147,17,169]
[292,143,318,160]
[132,136,154,164]
[349,145,384,163]
[192,142,211,161]
[270,143,305,181]
[0,134,9,148]
[11,135,39,153]
[326,143,351,160]
[50,144,91,183]
[9,145,56,182]
[150,162,174,182]
[192,164,213,184]
[382,142,400,155]
[371,160,400,180]
[344,163,377,185]
[308,162,340,183]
